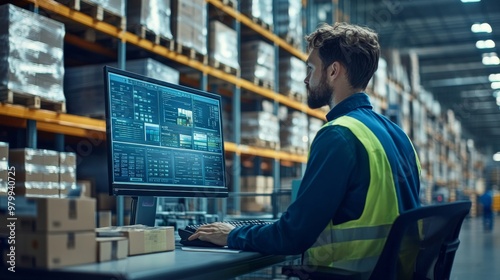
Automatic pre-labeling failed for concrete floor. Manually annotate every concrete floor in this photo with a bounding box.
[450,215,500,279]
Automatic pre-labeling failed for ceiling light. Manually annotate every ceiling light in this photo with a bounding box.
[476,40,496,49]
[483,53,500,65]
[492,82,500,89]
[462,0,480,2]
[489,74,500,82]
[471,23,492,33]
[494,152,500,162]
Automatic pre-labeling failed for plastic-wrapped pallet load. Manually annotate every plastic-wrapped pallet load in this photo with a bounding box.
[64,58,180,117]
[172,0,207,55]
[241,40,275,87]
[240,0,273,27]
[275,0,303,49]
[127,0,173,39]
[241,111,280,149]
[209,20,240,70]
[308,117,324,147]
[280,111,308,154]
[0,4,65,102]
[279,56,306,102]
[86,0,125,17]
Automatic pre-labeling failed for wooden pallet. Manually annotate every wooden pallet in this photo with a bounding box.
[241,13,273,33]
[209,58,240,76]
[55,0,126,30]
[175,43,208,64]
[241,138,280,150]
[284,91,306,103]
[221,0,238,8]
[131,25,175,50]
[251,77,274,90]
[0,90,66,113]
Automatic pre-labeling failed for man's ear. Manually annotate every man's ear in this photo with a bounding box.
[328,62,341,80]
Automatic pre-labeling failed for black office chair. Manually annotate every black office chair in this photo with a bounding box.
[282,201,471,280]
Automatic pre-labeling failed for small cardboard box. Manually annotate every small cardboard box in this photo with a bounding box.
[17,231,96,269]
[96,225,175,256]
[96,237,128,262]
[97,211,112,228]
[0,196,95,232]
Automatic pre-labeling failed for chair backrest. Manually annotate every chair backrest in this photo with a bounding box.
[369,201,471,280]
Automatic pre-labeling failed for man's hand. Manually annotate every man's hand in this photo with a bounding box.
[188,222,236,246]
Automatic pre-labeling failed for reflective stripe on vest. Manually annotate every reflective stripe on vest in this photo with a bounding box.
[304,116,402,273]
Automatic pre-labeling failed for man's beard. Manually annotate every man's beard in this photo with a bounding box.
[307,76,333,109]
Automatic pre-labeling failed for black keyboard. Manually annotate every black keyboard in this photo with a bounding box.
[179,220,274,247]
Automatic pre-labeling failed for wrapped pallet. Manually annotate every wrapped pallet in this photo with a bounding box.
[241,40,275,87]
[279,56,306,102]
[280,111,308,154]
[308,117,324,147]
[64,58,179,117]
[0,4,65,102]
[209,20,240,70]
[241,111,280,149]
[127,0,173,39]
[86,0,125,17]
[275,0,303,49]
[172,0,207,55]
[240,0,273,27]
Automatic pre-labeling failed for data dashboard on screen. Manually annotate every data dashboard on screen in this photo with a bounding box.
[104,66,227,197]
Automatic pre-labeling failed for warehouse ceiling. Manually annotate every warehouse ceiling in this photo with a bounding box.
[354,0,500,154]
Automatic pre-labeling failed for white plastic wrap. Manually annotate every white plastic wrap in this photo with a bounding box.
[127,0,173,39]
[280,111,309,150]
[241,111,280,145]
[172,0,207,55]
[209,21,239,70]
[0,4,65,102]
[87,0,125,16]
[275,0,303,49]
[241,0,273,27]
[279,56,306,98]
[64,58,180,117]
[241,40,275,85]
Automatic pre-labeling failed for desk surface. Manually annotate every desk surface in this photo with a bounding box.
[1,246,293,280]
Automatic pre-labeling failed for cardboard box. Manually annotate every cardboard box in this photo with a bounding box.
[9,148,45,167]
[59,152,77,167]
[96,237,128,262]
[96,225,175,256]
[17,231,96,269]
[77,180,94,197]
[14,183,60,197]
[0,196,95,232]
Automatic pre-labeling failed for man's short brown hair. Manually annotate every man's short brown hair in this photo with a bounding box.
[305,22,380,90]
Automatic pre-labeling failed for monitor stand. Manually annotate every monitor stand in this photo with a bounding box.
[130,196,157,226]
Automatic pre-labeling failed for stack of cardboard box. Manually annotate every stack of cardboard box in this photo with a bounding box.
[0,196,97,268]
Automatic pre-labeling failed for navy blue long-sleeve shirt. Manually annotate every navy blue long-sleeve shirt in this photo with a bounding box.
[227,93,420,255]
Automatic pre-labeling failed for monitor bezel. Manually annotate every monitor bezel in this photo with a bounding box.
[103,66,228,198]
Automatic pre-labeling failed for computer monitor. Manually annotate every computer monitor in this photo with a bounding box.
[103,66,228,224]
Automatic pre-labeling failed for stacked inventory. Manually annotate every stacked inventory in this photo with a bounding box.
[9,149,61,196]
[0,196,97,268]
[275,0,303,49]
[59,152,78,196]
[209,20,240,71]
[0,4,65,102]
[280,111,308,154]
[0,142,7,194]
[83,0,125,17]
[127,0,173,39]
[172,0,207,55]
[64,58,179,117]
[241,111,280,149]
[279,56,306,102]
[240,0,273,27]
[240,176,274,212]
[308,117,324,147]
[241,40,275,87]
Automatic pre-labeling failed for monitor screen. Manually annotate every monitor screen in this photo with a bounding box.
[103,66,227,197]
